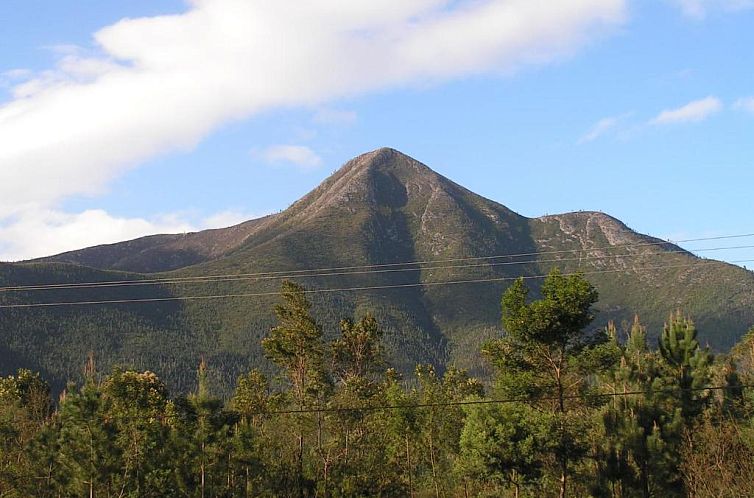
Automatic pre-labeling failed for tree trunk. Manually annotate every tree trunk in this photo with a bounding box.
[429,431,440,498]
[641,460,650,498]
[344,426,349,464]
[298,433,304,498]
[227,451,232,491]
[323,458,329,498]
[245,465,250,498]
[556,362,567,498]
[201,450,205,498]
[406,433,414,498]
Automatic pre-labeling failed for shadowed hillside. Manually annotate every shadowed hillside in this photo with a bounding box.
[3,148,753,393]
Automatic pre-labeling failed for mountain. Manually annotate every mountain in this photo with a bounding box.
[34,216,273,273]
[4,148,754,393]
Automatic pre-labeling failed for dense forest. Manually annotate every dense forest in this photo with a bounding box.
[2,271,753,497]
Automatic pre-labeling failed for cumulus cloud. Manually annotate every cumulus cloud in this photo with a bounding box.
[0,0,626,216]
[259,145,324,169]
[650,96,722,125]
[734,96,754,113]
[0,208,262,262]
[671,0,754,18]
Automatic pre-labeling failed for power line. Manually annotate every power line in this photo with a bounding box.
[255,383,750,415]
[4,237,753,293]
[14,232,754,290]
[63,384,751,419]
[3,258,752,309]
[3,244,749,292]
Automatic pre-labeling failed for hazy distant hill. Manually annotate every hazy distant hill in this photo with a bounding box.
[4,148,754,393]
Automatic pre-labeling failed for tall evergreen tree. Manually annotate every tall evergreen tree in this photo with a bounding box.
[598,317,683,497]
[230,369,282,496]
[0,369,50,496]
[262,280,329,497]
[327,313,389,495]
[53,375,118,497]
[657,311,713,423]
[458,401,547,497]
[484,270,617,498]
[413,365,482,497]
[170,360,238,498]
[100,369,174,497]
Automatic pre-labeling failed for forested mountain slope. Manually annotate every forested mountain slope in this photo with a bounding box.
[3,148,753,393]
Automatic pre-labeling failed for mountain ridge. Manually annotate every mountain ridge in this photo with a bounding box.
[34,147,528,271]
[35,148,679,274]
[5,147,753,394]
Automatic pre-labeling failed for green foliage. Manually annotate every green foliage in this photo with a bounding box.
[598,317,685,497]
[263,280,328,406]
[1,276,754,496]
[657,311,713,422]
[332,313,385,384]
[458,401,548,496]
[486,269,616,497]
[0,369,50,496]
[5,151,754,400]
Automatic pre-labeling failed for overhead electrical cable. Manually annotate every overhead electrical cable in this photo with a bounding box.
[2,243,752,293]
[257,383,752,415]
[70,384,753,419]
[2,258,752,309]
[3,237,753,293]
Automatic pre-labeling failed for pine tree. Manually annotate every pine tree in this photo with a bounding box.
[657,311,712,423]
[171,359,237,498]
[262,280,329,497]
[332,313,385,386]
[263,280,328,406]
[0,369,51,496]
[458,401,546,497]
[327,313,388,495]
[484,270,617,498]
[599,316,683,497]
[230,370,281,496]
[100,369,174,496]
[54,376,118,497]
[413,365,483,497]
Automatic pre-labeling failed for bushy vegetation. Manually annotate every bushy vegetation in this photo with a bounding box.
[1,273,753,497]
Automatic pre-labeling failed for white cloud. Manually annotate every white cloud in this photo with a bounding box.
[202,209,258,228]
[670,0,754,18]
[1,69,32,82]
[313,108,358,126]
[734,96,754,113]
[0,208,263,262]
[0,0,626,218]
[650,96,722,125]
[578,114,627,143]
[259,145,323,169]
[1,69,32,92]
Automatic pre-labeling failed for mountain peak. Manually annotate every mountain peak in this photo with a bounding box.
[286,147,453,218]
[339,147,437,178]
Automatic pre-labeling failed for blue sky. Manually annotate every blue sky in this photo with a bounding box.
[0,0,752,263]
